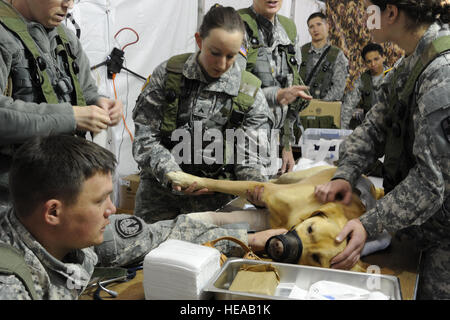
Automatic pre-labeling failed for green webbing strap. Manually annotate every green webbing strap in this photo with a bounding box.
[233,70,261,113]
[299,43,311,81]
[238,8,308,150]
[55,26,86,106]
[300,44,339,88]
[0,243,38,300]
[160,53,191,136]
[399,35,450,105]
[238,8,263,73]
[277,15,297,44]
[238,8,299,82]
[311,46,339,97]
[0,2,58,104]
[161,53,260,158]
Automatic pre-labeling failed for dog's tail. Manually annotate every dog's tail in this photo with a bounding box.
[166,171,268,198]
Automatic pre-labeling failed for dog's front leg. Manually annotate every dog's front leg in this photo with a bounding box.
[166,171,269,199]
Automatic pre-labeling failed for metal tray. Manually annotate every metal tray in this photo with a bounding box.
[205,258,402,300]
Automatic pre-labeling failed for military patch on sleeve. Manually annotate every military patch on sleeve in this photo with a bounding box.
[239,45,247,58]
[115,217,143,239]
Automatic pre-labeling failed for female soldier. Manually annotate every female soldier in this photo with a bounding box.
[314,0,450,299]
[132,6,274,223]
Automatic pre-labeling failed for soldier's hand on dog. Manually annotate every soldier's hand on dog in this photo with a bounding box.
[246,185,266,208]
[313,179,353,205]
[330,219,367,270]
[172,182,214,195]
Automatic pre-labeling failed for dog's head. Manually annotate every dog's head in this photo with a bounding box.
[265,202,350,268]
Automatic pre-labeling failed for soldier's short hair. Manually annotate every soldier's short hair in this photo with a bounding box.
[307,12,327,25]
[362,43,384,61]
[9,135,117,217]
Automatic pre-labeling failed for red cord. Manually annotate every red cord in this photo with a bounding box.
[110,27,139,142]
[114,27,139,51]
[112,73,134,142]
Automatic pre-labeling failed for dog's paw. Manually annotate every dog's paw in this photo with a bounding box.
[166,171,200,188]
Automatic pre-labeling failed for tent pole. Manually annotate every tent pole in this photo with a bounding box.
[196,0,205,52]
[197,1,205,31]
[290,0,296,21]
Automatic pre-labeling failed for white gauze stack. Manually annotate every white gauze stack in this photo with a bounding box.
[143,239,221,300]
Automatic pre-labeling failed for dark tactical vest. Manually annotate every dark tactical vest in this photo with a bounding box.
[298,43,340,131]
[238,8,310,149]
[349,68,391,130]
[0,2,88,195]
[151,53,262,179]
[300,43,340,100]
[0,1,86,106]
[382,35,450,193]
[359,71,375,113]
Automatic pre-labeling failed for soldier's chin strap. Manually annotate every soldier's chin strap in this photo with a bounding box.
[65,13,80,39]
[265,228,303,264]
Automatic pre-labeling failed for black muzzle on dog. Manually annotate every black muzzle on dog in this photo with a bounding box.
[265,228,303,264]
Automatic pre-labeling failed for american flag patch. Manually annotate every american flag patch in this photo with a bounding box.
[239,45,247,57]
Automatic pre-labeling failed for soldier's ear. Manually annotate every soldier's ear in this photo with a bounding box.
[195,32,203,51]
[386,4,399,23]
[43,199,63,226]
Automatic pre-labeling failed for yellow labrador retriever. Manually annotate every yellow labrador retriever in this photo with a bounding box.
[167,166,383,272]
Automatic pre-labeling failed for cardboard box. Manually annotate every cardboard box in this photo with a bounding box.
[300,99,342,128]
[118,174,140,212]
[115,208,135,215]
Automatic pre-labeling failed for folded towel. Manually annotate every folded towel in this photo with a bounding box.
[143,239,221,300]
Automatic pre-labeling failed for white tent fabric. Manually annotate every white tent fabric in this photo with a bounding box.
[69,0,324,206]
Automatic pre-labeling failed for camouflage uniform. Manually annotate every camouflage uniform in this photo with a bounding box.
[132,52,273,223]
[240,6,308,146]
[333,23,450,299]
[0,208,249,299]
[0,1,101,207]
[340,67,388,129]
[300,42,349,101]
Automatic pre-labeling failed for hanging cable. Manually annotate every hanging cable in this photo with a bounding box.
[114,27,140,51]
[112,73,134,142]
